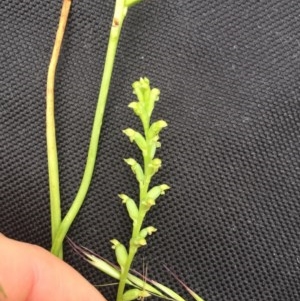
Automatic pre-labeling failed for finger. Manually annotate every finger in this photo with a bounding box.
[0,234,106,301]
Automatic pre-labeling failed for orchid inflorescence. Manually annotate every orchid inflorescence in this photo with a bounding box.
[111,77,169,301]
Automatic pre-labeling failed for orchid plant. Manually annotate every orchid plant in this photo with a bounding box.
[46,1,205,301]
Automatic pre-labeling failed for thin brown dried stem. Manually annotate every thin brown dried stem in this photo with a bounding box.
[46,0,72,259]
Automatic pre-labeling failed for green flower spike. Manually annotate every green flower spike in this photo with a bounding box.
[115,79,169,301]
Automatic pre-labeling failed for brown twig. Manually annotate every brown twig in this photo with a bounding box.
[46,0,72,259]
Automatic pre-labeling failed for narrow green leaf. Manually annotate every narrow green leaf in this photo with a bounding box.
[151,281,186,301]
[84,253,121,281]
[126,274,163,297]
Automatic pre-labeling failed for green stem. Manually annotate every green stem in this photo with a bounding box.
[51,0,129,257]
[47,0,72,259]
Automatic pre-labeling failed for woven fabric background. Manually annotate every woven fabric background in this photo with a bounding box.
[1,0,300,300]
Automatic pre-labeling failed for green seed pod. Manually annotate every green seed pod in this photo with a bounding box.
[123,288,151,301]
[148,120,168,139]
[146,184,170,201]
[124,158,144,183]
[118,194,139,221]
[110,239,128,269]
[140,226,157,238]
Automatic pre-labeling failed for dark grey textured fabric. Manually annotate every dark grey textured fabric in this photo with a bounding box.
[1,0,300,300]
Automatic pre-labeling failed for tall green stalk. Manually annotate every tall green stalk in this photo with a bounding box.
[51,0,142,257]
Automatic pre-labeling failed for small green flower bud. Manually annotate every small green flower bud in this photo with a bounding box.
[131,237,147,247]
[139,77,150,91]
[123,289,140,301]
[142,198,156,209]
[146,184,170,201]
[150,88,160,102]
[140,226,157,238]
[149,144,157,160]
[124,158,144,183]
[132,82,144,103]
[128,101,142,117]
[124,158,136,166]
[148,120,168,139]
[123,289,151,301]
[132,78,150,102]
[159,184,170,194]
[122,128,136,143]
[152,135,159,142]
[148,136,161,159]
[147,198,156,206]
[146,88,160,117]
[118,193,130,204]
[118,194,139,221]
[110,239,128,268]
[123,128,147,151]
[148,158,162,176]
